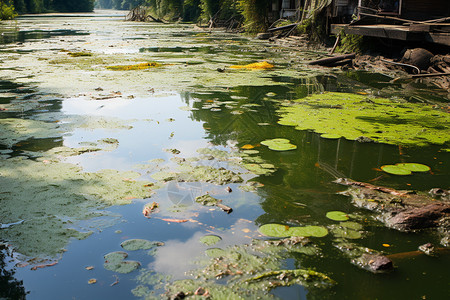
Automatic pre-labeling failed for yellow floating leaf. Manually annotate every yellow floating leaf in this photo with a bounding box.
[230,61,274,70]
[382,244,391,247]
[107,62,162,71]
[242,228,251,233]
[85,266,94,270]
[241,144,254,149]
[88,278,97,284]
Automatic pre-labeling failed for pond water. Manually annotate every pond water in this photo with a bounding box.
[0,10,449,300]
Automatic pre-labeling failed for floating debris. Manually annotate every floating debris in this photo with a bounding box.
[107,62,162,71]
[230,61,274,70]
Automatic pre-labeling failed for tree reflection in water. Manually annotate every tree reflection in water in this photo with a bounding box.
[0,245,27,300]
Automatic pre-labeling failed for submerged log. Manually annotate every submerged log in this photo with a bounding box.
[385,203,450,231]
[309,54,356,66]
[336,178,450,234]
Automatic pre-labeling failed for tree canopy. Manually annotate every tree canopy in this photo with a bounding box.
[10,0,95,14]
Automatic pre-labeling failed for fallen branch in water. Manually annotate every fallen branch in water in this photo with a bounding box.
[31,261,58,270]
[334,178,409,196]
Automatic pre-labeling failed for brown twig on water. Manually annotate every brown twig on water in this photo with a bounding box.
[110,275,119,286]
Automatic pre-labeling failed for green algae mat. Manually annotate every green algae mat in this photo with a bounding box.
[277,92,450,146]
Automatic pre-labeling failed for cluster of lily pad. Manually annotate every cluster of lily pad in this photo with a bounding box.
[260,138,297,151]
[103,239,164,274]
[380,162,431,175]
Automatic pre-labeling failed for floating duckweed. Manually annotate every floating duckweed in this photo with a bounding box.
[68,52,92,57]
[107,62,162,71]
[229,61,274,70]
[277,92,450,146]
[205,248,226,258]
[121,239,164,251]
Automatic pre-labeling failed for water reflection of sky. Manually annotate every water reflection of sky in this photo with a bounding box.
[61,93,209,171]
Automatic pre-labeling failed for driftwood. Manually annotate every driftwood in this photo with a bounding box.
[309,53,355,66]
[334,178,408,196]
[216,203,233,214]
[329,33,340,55]
[336,178,450,233]
[385,203,450,231]
[126,5,165,23]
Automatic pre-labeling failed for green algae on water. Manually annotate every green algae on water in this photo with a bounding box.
[121,239,164,251]
[277,92,450,146]
[161,241,334,299]
[106,62,162,71]
[0,153,154,257]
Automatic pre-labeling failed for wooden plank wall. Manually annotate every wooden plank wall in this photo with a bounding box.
[402,0,450,19]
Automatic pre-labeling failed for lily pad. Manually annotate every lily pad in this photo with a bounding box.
[288,226,328,238]
[104,260,141,274]
[103,251,141,274]
[395,163,430,172]
[200,235,222,246]
[260,138,297,151]
[259,223,291,238]
[104,251,128,264]
[331,227,362,240]
[340,221,363,231]
[259,224,328,238]
[381,165,412,175]
[326,211,349,221]
[260,138,290,146]
[195,194,219,206]
[320,133,341,139]
[120,239,164,251]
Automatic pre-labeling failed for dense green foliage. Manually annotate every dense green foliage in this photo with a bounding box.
[11,0,95,13]
[0,0,18,19]
[96,0,259,28]
[237,0,270,33]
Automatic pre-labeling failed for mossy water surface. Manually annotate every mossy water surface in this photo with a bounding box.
[277,92,450,146]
